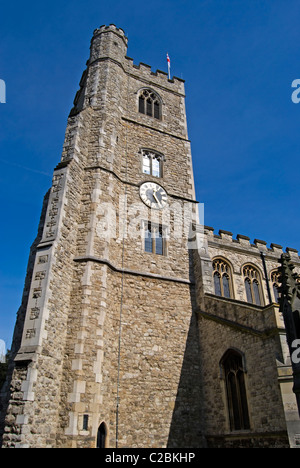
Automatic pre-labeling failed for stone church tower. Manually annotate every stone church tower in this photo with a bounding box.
[0,25,200,448]
[1,24,300,448]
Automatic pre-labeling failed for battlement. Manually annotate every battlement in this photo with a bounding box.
[125,55,185,87]
[93,24,128,45]
[204,225,300,262]
[90,24,184,92]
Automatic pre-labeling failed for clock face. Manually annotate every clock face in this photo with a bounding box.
[139,182,168,210]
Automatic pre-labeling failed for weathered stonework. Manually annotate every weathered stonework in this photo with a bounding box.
[1,24,299,448]
[193,226,300,448]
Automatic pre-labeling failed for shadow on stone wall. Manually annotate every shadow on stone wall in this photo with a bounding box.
[166,307,206,447]
[167,249,206,448]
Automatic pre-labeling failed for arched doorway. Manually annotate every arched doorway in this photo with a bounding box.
[96,422,107,448]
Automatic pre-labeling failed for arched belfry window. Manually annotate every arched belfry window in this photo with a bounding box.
[96,422,107,448]
[220,349,250,431]
[138,89,161,120]
[242,265,263,306]
[142,149,164,178]
[213,258,233,298]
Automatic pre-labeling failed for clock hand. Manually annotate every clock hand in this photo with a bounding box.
[153,191,161,206]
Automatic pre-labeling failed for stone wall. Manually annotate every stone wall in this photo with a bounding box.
[192,225,300,448]
[204,226,300,305]
[55,264,202,448]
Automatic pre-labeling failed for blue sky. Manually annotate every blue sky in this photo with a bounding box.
[0,0,300,347]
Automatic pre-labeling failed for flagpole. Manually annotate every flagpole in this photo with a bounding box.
[167,53,171,80]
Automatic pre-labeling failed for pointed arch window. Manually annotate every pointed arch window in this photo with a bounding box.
[142,150,163,178]
[271,270,280,303]
[138,89,161,120]
[243,265,263,306]
[96,422,107,448]
[213,259,233,298]
[220,349,250,431]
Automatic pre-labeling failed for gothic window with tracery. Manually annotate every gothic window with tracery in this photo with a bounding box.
[270,270,280,303]
[243,265,263,306]
[213,259,232,298]
[138,89,161,119]
[220,350,250,431]
[142,150,163,178]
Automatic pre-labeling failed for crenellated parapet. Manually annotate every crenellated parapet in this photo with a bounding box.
[193,224,300,306]
[205,226,299,262]
[124,56,185,93]
[94,24,128,42]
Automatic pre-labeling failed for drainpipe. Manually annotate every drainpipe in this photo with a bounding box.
[260,251,272,304]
